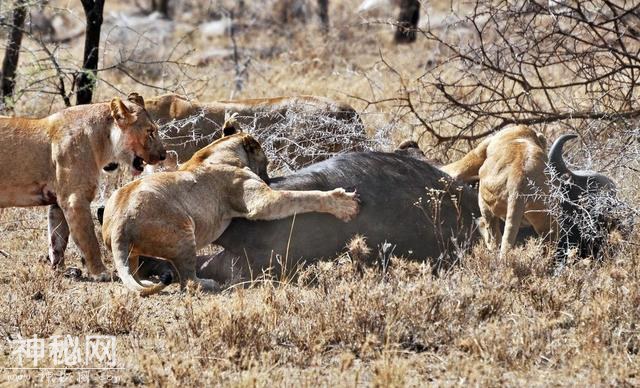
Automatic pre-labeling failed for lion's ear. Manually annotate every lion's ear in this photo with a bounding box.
[169,95,193,118]
[222,112,240,137]
[110,97,134,127]
[242,135,262,156]
[223,124,237,137]
[127,92,145,108]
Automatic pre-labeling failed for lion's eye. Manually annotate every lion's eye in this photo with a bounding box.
[147,129,155,138]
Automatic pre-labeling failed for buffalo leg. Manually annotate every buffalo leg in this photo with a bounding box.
[48,204,69,268]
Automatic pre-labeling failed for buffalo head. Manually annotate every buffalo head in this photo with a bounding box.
[548,134,627,268]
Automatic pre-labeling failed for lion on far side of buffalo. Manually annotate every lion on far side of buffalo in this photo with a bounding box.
[144,93,368,167]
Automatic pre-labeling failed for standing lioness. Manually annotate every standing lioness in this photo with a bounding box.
[0,93,166,279]
[102,124,359,296]
[441,125,553,258]
[441,126,618,262]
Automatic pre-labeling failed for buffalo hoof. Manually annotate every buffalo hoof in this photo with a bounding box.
[63,267,83,280]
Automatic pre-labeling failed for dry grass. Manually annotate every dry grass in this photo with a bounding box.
[1,217,639,385]
[1,0,640,386]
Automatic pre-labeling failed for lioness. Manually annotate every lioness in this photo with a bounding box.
[101,122,360,296]
[0,93,166,279]
[441,125,554,257]
[144,93,367,167]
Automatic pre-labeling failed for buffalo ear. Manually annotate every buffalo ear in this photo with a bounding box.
[163,150,180,172]
[127,92,145,108]
[110,97,134,127]
[535,132,547,149]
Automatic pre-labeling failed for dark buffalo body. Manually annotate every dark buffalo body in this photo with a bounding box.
[201,152,480,281]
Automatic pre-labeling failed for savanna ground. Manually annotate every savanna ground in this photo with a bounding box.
[1,0,640,386]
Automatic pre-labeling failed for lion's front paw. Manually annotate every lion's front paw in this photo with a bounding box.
[84,260,113,281]
[330,188,360,222]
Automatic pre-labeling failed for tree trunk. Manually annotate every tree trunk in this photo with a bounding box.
[394,0,419,44]
[1,0,28,105]
[318,0,329,32]
[76,0,105,105]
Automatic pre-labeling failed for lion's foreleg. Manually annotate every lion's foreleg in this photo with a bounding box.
[243,184,359,222]
[60,194,109,280]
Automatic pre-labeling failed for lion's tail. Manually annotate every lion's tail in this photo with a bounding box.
[112,236,168,297]
[440,136,491,182]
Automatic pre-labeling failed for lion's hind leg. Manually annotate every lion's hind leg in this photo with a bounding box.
[171,236,219,292]
[478,198,502,252]
[500,194,526,258]
[525,202,557,242]
[173,254,219,292]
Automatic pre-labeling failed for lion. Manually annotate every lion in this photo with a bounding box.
[101,119,360,296]
[440,125,554,257]
[144,93,367,166]
[0,93,166,280]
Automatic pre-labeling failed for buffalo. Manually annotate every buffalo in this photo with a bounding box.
[97,134,625,285]
[548,134,626,267]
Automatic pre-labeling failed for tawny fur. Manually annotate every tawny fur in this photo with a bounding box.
[144,93,364,162]
[0,93,165,279]
[441,125,555,257]
[101,127,360,296]
[143,150,179,174]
